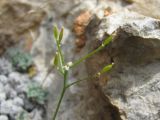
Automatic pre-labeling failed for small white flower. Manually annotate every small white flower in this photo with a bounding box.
[67,62,73,67]
[63,65,70,71]
[101,43,105,47]
[97,72,101,76]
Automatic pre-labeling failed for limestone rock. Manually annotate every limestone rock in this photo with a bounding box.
[86,11,160,120]
[30,109,43,120]
[0,58,12,75]
[0,115,8,120]
[128,0,160,19]
[0,0,46,55]
[13,97,24,107]
[0,100,23,115]
[0,57,46,120]
[98,11,160,65]
[0,92,6,102]
[0,83,4,93]
[0,75,8,85]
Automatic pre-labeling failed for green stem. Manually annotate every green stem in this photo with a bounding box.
[52,87,66,120]
[66,75,94,89]
[52,71,68,120]
[57,44,65,65]
[71,36,112,68]
[66,63,113,88]
[71,46,103,68]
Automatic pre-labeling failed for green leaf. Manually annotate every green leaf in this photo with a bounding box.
[53,53,64,74]
[53,53,59,67]
[103,35,113,46]
[59,27,64,44]
[57,52,64,74]
[99,63,114,75]
[53,25,59,40]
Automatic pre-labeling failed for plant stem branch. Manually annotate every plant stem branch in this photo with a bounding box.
[52,87,66,120]
[66,75,94,88]
[52,71,68,120]
[71,35,112,68]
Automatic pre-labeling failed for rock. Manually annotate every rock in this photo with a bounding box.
[73,11,92,51]
[13,97,24,107]
[85,11,160,120]
[0,58,12,75]
[23,99,35,112]
[18,93,26,99]
[0,75,8,85]
[9,90,18,99]
[30,109,43,120]
[0,0,46,55]
[8,72,21,85]
[0,100,23,115]
[0,83,4,92]
[0,115,8,120]
[128,0,160,19]
[4,84,17,99]
[0,92,6,102]
[31,15,55,71]
[15,84,28,94]
[74,11,92,36]
[10,73,30,93]
[97,11,160,63]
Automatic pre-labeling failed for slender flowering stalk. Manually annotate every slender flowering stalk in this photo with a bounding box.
[51,26,113,120]
[71,35,113,68]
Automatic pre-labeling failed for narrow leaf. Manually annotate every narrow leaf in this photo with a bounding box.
[99,63,114,75]
[57,52,64,73]
[53,25,59,40]
[53,53,59,67]
[59,27,64,44]
[53,52,64,74]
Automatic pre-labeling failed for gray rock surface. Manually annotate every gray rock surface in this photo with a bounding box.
[13,97,24,106]
[128,0,160,19]
[0,92,6,102]
[0,0,46,54]
[0,75,8,85]
[0,58,12,75]
[0,57,46,120]
[86,11,160,120]
[0,100,23,115]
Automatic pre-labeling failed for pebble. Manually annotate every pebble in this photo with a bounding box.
[8,72,21,85]
[0,70,45,120]
[13,97,24,106]
[30,109,43,120]
[4,84,17,98]
[10,89,18,99]
[24,99,35,112]
[0,75,8,85]
[15,84,28,93]
[0,100,23,115]
[0,92,6,102]
[0,83,4,92]
[0,115,8,120]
